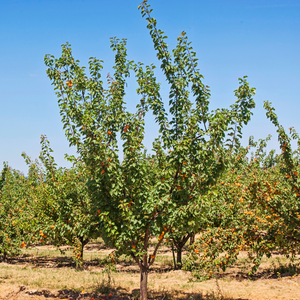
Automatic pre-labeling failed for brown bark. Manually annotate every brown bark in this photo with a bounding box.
[172,232,195,269]
[75,237,88,269]
[171,241,177,270]
[173,233,191,269]
[189,232,195,245]
[177,248,182,268]
[3,250,7,262]
[140,266,148,300]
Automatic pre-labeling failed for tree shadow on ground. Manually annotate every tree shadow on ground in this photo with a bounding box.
[1,254,174,273]
[147,289,249,300]
[21,285,250,300]
[4,253,299,284]
[216,264,300,281]
[2,254,76,268]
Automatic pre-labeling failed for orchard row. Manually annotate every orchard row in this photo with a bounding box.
[1,122,300,276]
[1,1,299,299]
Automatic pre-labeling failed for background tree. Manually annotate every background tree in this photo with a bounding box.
[188,106,300,280]
[0,163,37,260]
[22,136,100,268]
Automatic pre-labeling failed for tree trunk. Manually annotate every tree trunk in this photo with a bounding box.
[173,234,190,269]
[76,237,88,269]
[2,250,7,262]
[80,238,84,261]
[176,247,182,269]
[189,232,195,245]
[140,267,148,300]
[171,241,177,270]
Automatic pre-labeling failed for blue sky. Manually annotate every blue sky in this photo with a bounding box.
[1,0,299,174]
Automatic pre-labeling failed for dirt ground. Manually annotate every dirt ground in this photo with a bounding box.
[1,243,300,300]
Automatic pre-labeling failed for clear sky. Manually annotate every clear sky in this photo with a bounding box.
[1,0,299,174]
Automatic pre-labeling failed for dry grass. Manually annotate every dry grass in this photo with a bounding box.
[1,243,300,300]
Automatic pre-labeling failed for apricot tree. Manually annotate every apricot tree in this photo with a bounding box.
[0,163,37,260]
[44,1,256,298]
[188,106,300,279]
[22,136,100,268]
